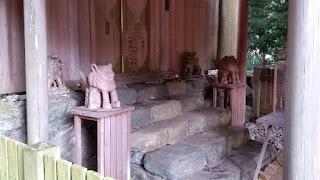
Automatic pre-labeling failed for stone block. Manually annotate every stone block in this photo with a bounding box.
[0,102,26,143]
[198,107,231,127]
[131,151,145,165]
[209,126,249,149]
[165,81,187,96]
[131,164,163,180]
[184,133,228,166]
[186,112,207,135]
[179,170,238,180]
[143,143,205,180]
[149,100,182,122]
[172,95,204,112]
[116,87,138,105]
[131,117,188,152]
[186,77,210,95]
[129,84,169,102]
[131,105,152,130]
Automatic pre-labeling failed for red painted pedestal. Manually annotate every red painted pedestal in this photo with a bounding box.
[71,105,135,180]
[212,83,246,125]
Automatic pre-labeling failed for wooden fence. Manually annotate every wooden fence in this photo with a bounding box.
[0,135,115,180]
[252,62,286,118]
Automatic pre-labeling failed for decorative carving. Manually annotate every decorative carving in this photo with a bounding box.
[80,64,121,110]
[183,52,201,77]
[47,57,70,95]
[217,56,240,84]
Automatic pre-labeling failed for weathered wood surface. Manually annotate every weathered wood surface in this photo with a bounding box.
[1,0,220,94]
[284,0,320,179]
[72,106,134,179]
[0,135,113,180]
[212,83,246,125]
[23,0,49,144]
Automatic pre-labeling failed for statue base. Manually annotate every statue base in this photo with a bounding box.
[48,88,70,95]
[75,106,121,112]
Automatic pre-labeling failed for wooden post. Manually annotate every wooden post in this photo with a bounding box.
[23,142,60,180]
[226,0,249,125]
[284,0,320,179]
[23,0,49,144]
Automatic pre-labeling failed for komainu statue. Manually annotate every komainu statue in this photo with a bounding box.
[217,56,240,84]
[81,63,121,110]
[183,52,201,77]
[48,57,70,94]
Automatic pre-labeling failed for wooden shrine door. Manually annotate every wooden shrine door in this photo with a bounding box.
[91,0,150,73]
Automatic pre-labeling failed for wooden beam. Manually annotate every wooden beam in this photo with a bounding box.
[284,0,320,179]
[23,0,49,144]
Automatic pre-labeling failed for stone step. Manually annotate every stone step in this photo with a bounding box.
[170,94,205,112]
[131,108,231,154]
[131,125,249,180]
[179,140,278,180]
[143,143,206,180]
[131,100,182,130]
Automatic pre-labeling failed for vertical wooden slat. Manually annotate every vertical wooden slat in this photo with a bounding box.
[173,0,184,73]
[127,111,131,180]
[74,116,82,165]
[121,112,129,180]
[116,114,123,180]
[0,135,8,180]
[104,116,111,177]
[160,0,170,71]
[68,0,80,80]
[149,0,161,72]
[78,0,92,75]
[89,0,97,64]
[57,159,72,180]
[97,119,105,175]
[7,139,18,180]
[87,170,103,180]
[110,115,117,178]
[17,143,27,180]
[253,68,262,117]
[71,164,87,180]
[44,155,57,180]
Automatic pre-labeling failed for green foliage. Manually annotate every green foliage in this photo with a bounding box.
[247,0,288,69]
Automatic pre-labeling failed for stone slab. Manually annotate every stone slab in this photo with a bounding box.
[197,107,231,127]
[165,81,187,96]
[128,84,169,102]
[116,86,138,105]
[131,164,164,180]
[149,100,182,122]
[131,117,188,152]
[172,95,204,112]
[184,133,228,166]
[131,105,152,130]
[143,143,206,180]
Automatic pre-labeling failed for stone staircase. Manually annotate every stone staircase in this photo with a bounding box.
[117,77,277,180]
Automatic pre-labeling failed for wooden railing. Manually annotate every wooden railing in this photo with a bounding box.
[0,135,115,180]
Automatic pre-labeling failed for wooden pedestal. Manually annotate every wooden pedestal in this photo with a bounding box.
[71,105,135,180]
[212,83,246,125]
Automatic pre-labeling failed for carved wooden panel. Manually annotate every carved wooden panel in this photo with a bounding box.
[91,0,121,73]
[121,0,149,73]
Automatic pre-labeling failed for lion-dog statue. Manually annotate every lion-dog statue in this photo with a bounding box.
[48,57,70,94]
[81,63,121,110]
[217,56,240,84]
[183,51,201,77]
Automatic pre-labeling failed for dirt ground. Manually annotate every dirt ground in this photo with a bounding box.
[258,153,284,180]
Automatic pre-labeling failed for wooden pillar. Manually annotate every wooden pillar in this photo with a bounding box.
[284,0,320,179]
[226,0,249,125]
[23,0,49,144]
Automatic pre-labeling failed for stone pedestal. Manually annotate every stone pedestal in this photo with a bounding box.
[71,105,134,180]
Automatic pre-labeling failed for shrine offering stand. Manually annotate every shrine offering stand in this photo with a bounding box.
[71,105,135,180]
[212,82,246,125]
